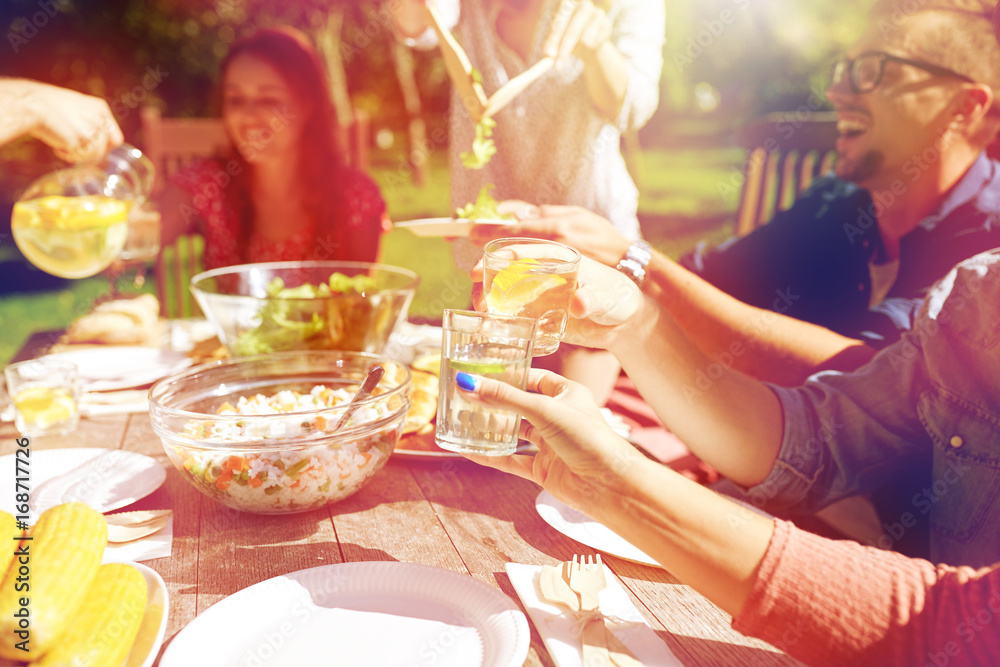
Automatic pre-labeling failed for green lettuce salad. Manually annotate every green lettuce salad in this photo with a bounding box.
[455,115,513,221]
[232,272,398,356]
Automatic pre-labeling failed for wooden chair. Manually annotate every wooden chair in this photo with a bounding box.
[139,106,371,188]
[139,106,371,318]
[733,111,839,236]
[139,107,226,318]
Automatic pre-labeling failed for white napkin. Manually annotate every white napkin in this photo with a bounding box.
[103,516,173,563]
[80,389,150,416]
[384,322,443,364]
[505,562,685,667]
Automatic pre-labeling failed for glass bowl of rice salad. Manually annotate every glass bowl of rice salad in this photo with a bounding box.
[149,351,411,514]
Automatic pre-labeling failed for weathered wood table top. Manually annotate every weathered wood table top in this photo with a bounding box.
[1,333,801,666]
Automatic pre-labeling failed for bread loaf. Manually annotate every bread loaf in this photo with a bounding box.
[65,294,160,344]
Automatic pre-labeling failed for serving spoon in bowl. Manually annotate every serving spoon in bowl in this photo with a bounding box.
[332,365,385,431]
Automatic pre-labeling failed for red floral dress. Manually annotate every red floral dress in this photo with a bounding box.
[169,159,389,270]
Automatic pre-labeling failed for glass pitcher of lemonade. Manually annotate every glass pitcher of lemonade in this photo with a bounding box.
[11,144,155,279]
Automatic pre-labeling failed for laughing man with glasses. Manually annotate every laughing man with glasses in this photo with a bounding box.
[663,4,1000,566]
[669,5,1000,566]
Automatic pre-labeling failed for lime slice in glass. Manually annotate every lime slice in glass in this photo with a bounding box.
[448,359,508,374]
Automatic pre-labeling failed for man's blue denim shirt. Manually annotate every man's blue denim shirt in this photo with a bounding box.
[683,153,1000,348]
[750,249,1000,567]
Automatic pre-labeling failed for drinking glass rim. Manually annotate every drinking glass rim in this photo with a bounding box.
[482,237,582,266]
[442,308,538,330]
[5,357,79,378]
[441,309,539,348]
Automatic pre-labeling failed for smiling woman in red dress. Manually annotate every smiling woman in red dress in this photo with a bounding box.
[159,27,388,270]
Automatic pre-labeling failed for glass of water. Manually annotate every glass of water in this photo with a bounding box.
[435,310,536,456]
[4,358,81,437]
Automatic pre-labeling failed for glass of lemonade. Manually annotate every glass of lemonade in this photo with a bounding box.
[11,144,154,279]
[4,359,81,437]
[435,310,536,456]
[483,238,580,356]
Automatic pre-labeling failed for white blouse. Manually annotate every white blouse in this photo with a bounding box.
[414,0,665,238]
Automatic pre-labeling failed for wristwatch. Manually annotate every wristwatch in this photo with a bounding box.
[616,239,652,287]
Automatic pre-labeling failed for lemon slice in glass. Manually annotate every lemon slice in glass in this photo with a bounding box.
[486,258,567,316]
[14,386,77,427]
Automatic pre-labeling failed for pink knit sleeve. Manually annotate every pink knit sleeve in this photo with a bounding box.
[732,520,1000,666]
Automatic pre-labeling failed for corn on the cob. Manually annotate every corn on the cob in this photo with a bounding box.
[0,511,21,582]
[0,503,106,659]
[30,563,147,667]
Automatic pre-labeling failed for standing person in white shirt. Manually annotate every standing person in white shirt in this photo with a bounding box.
[391,0,665,403]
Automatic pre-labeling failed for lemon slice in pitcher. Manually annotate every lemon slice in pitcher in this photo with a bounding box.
[486,258,567,316]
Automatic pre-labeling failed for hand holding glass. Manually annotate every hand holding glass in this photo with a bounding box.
[435,310,535,456]
[483,238,580,356]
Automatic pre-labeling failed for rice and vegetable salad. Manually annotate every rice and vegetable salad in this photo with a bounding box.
[167,384,402,514]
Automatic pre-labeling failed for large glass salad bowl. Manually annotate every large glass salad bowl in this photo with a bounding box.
[148,351,411,514]
[190,261,419,357]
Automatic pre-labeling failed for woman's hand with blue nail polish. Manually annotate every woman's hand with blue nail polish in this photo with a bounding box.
[460,368,641,512]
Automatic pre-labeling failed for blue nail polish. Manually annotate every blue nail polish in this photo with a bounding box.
[456,372,478,392]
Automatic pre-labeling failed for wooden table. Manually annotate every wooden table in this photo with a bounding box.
[2,336,801,667]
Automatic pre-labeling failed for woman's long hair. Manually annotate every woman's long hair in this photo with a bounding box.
[218,27,345,249]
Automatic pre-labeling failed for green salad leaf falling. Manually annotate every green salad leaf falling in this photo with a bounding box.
[459,116,497,170]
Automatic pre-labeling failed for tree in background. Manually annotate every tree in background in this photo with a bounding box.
[651,0,872,144]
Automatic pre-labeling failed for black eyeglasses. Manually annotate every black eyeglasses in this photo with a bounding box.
[830,51,975,93]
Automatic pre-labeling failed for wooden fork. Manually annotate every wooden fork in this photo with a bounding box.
[568,553,607,611]
[567,554,611,664]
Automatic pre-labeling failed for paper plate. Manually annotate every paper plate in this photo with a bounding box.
[160,561,530,667]
[535,491,661,567]
[0,448,166,519]
[129,563,170,667]
[44,346,193,391]
[395,217,510,237]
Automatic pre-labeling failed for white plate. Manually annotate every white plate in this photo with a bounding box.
[160,561,530,667]
[394,439,535,460]
[0,448,166,519]
[535,491,661,567]
[395,217,510,237]
[395,409,619,460]
[43,346,193,391]
[128,563,170,667]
